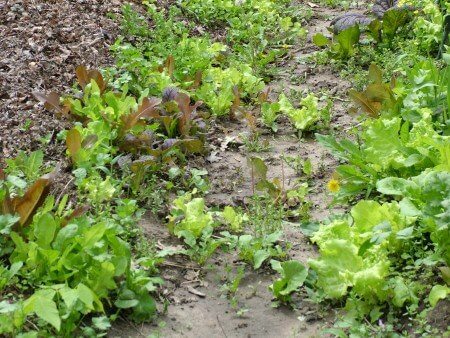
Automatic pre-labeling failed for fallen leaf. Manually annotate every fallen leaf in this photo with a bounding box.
[187,286,206,298]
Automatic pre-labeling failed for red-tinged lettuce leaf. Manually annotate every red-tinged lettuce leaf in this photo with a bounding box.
[364,83,395,102]
[66,128,82,162]
[162,87,179,103]
[368,64,383,84]
[258,87,272,103]
[175,92,203,137]
[33,91,69,117]
[75,65,90,89]
[75,65,107,93]
[12,166,59,226]
[120,131,155,153]
[331,13,373,33]
[130,155,159,172]
[348,64,397,117]
[230,85,241,119]
[120,97,161,135]
[192,70,202,89]
[165,55,175,77]
[161,138,179,151]
[61,205,90,227]
[349,89,381,117]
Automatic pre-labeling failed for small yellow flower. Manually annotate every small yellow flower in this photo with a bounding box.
[327,178,340,193]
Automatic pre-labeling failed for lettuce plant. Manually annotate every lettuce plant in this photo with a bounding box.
[279,93,325,131]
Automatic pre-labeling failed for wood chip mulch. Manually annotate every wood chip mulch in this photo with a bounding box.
[0,0,124,164]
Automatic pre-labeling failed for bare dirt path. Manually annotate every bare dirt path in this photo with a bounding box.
[109,3,365,338]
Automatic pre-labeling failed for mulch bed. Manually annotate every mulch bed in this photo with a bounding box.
[0,0,124,164]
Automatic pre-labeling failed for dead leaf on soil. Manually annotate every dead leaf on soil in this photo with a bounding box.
[187,286,206,298]
[207,151,222,163]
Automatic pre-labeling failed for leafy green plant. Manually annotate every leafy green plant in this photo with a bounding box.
[4,150,45,183]
[36,67,207,178]
[234,231,287,270]
[314,25,361,59]
[317,60,449,201]
[167,192,221,264]
[305,166,450,326]
[278,92,330,131]
[282,155,313,177]
[179,0,306,72]
[0,160,162,335]
[269,260,308,304]
[348,63,398,117]
[221,206,248,233]
[376,170,450,266]
[220,265,247,314]
[259,87,282,132]
[313,0,414,59]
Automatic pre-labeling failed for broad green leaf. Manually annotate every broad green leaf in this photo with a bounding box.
[34,212,57,248]
[270,260,308,301]
[429,285,450,307]
[53,223,78,250]
[382,8,410,41]
[77,283,95,310]
[24,290,60,331]
[0,300,19,313]
[399,198,420,217]
[247,157,267,180]
[115,299,139,309]
[376,177,418,196]
[6,262,23,280]
[59,285,78,309]
[253,250,270,269]
[336,25,360,57]
[279,93,320,131]
[92,316,111,330]
[313,33,330,47]
[130,293,157,322]
[81,222,106,249]
[66,128,82,163]
[368,64,383,84]
[7,176,27,189]
[277,261,308,295]
[395,226,414,240]
[353,261,390,299]
[309,239,363,298]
